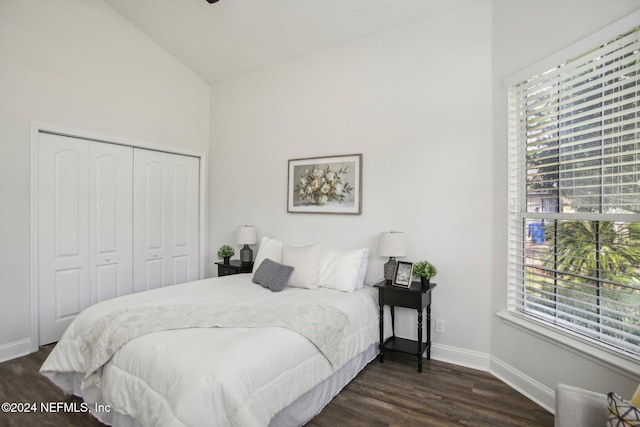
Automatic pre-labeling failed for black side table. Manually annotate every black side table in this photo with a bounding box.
[374,280,437,372]
[216,260,253,276]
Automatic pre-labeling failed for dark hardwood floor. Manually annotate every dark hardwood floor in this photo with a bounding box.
[309,352,553,427]
[0,346,553,426]
[0,344,103,427]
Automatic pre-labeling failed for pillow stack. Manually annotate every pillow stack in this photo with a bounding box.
[251,236,369,293]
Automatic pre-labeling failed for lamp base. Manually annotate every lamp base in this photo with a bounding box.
[384,257,397,283]
[240,244,253,264]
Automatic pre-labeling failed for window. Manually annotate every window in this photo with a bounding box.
[507,22,640,359]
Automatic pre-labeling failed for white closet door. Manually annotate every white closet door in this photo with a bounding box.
[133,149,199,292]
[37,132,200,345]
[38,134,134,345]
[90,142,133,303]
[37,134,91,345]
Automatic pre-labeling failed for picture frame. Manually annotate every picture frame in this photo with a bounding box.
[393,261,414,288]
[287,154,362,214]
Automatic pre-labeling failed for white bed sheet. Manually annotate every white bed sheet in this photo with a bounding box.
[41,274,380,427]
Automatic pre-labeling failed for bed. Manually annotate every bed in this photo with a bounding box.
[40,240,382,427]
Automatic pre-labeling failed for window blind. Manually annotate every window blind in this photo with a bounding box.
[507,24,640,358]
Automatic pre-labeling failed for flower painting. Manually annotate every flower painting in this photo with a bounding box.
[296,165,353,205]
[288,154,362,214]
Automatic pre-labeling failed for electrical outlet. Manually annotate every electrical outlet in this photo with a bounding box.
[435,319,445,334]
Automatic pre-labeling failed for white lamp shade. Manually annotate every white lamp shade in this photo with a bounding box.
[236,226,257,245]
[378,231,407,257]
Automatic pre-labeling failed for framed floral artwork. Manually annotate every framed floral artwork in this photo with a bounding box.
[287,154,362,214]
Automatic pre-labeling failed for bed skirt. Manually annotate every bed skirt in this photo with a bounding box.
[270,343,378,426]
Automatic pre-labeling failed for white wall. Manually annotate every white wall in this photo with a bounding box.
[0,0,210,361]
[491,0,640,409]
[209,3,494,358]
[209,0,640,411]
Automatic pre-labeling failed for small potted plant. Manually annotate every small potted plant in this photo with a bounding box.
[413,260,437,286]
[217,245,235,264]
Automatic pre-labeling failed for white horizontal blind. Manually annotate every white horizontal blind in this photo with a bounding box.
[507,24,640,358]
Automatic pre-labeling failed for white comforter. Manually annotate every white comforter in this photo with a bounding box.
[40,274,379,427]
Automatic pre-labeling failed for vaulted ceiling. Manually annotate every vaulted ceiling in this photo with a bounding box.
[103,0,482,84]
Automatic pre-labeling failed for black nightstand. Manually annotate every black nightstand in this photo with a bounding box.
[374,280,437,372]
[216,260,253,276]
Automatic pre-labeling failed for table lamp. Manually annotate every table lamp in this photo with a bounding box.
[378,231,407,283]
[236,225,257,264]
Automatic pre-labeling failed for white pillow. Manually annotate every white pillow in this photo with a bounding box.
[355,249,369,289]
[281,243,322,289]
[252,236,283,275]
[319,247,369,292]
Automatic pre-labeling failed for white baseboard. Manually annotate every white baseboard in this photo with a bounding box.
[489,355,555,413]
[430,343,555,414]
[431,342,491,371]
[0,338,33,363]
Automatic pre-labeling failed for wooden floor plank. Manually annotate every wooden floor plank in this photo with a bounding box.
[0,346,553,426]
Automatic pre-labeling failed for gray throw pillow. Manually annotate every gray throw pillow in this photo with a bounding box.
[252,258,294,292]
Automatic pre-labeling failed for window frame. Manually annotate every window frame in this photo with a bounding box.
[503,11,640,375]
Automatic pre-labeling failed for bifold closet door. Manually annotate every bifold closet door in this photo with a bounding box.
[37,134,133,345]
[91,142,134,301]
[132,149,199,292]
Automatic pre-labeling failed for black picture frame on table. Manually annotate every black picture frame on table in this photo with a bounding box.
[393,261,413,288]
